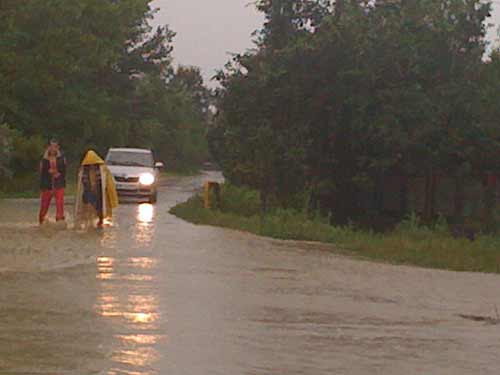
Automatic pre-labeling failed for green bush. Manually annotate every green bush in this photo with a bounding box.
[10,133,46,175]
[0,125,43,194]
[0,124,14,179]
[219,183,261,217]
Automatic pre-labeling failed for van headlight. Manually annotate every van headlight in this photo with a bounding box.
[139,173,155,186]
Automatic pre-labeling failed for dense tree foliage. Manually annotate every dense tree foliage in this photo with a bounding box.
[211,0,500,224]
[0,0,208,187]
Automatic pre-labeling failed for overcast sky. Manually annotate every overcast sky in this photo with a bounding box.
[150,0,263,85]
[151,0,500,86]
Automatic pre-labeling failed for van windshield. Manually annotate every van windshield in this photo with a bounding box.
[106,151,154,167]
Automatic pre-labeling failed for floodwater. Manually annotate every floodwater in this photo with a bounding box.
[1,172,500,375]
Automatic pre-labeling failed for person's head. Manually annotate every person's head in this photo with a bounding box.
[80,150,105,167]
[48,138,59,151]
[79,150,89,166]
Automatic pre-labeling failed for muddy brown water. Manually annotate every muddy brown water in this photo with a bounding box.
[0,172,500,374]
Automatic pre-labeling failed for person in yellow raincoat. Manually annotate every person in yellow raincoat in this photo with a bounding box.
[74,150,119,228]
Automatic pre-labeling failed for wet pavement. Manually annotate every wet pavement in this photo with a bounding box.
[0,172,500,374]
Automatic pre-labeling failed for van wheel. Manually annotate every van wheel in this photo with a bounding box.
[149,191,157,204]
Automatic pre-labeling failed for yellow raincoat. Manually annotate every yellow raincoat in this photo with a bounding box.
[74,150,119,226]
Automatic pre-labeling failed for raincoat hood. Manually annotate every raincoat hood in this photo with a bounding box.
[81,150,105,166]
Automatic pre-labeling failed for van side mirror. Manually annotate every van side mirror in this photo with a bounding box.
[155,162,165,169]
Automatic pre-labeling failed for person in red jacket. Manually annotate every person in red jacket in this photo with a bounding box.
[39,139,67,225]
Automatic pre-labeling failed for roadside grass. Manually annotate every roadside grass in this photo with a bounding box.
[0,174,77,199]
[0,175,38,198]
[163,169,200,178]
[170,184,500,274]
[0,190,38,199]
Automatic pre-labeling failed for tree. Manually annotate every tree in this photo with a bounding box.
[255,0,331,49]
[170,65,212,118]
[211,0,498,225]
[0,0,210,190]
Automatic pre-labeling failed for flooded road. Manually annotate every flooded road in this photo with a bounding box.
[1,172,500,374]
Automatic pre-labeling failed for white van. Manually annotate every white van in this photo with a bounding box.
[105,148,164,203]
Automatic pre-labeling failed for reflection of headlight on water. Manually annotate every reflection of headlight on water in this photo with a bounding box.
[139,173,155,186]
[138,204,154,223]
